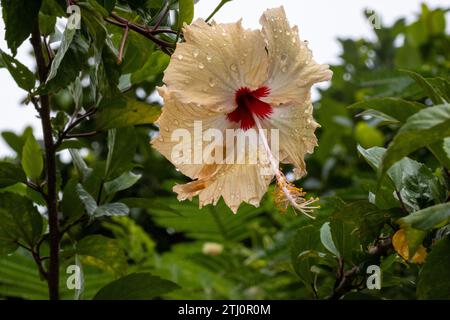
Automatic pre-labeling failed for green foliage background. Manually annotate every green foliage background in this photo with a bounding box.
[0,0,449,300]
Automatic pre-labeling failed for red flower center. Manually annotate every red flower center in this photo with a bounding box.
[226,86,272,130]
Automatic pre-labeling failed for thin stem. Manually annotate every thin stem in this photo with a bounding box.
[31,24,60,300]
[153,2,170,31]
[109,13,176,49]
[205,0,231,23]
[54,106,97,150]
[117,24,129,64]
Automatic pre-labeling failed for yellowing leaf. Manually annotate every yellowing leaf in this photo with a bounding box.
[392,229,427,264]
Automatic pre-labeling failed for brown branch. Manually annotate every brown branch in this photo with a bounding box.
[31,23,59,300]
[54,106,97,150]
[108,13,176,49]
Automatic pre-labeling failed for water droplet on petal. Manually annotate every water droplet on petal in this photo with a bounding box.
[280,52,288,62]
[208,77,216,87]
[281,66,287,73]
[164,127,169,132]
[158,136,164,142]
[177,54,184,60]
[240,59,245,65]
[174,120,179,125]
[249,198,259,206]
[230,63,237,72]
[206,55,212,62]
[198,62,205,69]
[192,48,200,58]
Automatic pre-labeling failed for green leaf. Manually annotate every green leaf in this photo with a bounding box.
[104,171,142,195]
[428,138,450,169]
[354,122,384,148]
[329,218,360,263]
[76,183,98,216]
[0,50,35,91]
[39,12,56,36]
[62,178,85,225]
[401,70,446,105]
[0,162,26,188]
[417,237,450,299]
[40,0,65,17]
[93,272,180,300]
[94,203,129,218]
[399,203,450,231]
[130,51,170,84]
[332,200,387,246]
[96,97,161,130]
[178,0,195,29]
[380,104,450,178]
[45,27,76,83]
[43,32,89,93]
[2,0,42,55]
[76,183,129,218]
[21,134,43,180]
[359,146,442,211]
[1,128,32,156]
[320,222,340,258]
[291,225,322,293]
[69,149,93,180]
[125,197,264,242]
[0,253,114,300]
[73,235,127,276]
[95,0,116,13]
[105,127,137,179]
[349,98,424,123]
[0,192,43,253]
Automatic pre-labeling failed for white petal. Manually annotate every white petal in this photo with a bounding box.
[164,19,269,112]
[261,100,319,178]
[260,7,332,105]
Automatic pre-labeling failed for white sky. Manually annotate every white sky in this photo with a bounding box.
[0,0,449,156]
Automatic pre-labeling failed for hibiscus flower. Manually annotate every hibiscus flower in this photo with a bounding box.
[152,6,332,216]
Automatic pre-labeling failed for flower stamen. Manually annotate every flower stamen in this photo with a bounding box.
[252,115,319,218]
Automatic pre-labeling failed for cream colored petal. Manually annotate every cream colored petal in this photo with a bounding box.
[163,19,269,112]
[151,87,230,179]
[174,163,273,214]
[261,100,319,178]
[260,7,332,105]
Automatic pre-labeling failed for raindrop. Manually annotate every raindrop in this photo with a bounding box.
[192,48,200,58]
[206,55,212,62]
[164,127,169,132]
[249,198,259,206]
[230,63,237,72]
[174,120,179,125]
[177,54,184,60]
[158,136,164,142]
[292,37,296,44]
[208,77,216,87]
[240,59,245,65]
[198,62,205,69]
[281,66,287,73]
[280,52,288,62]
